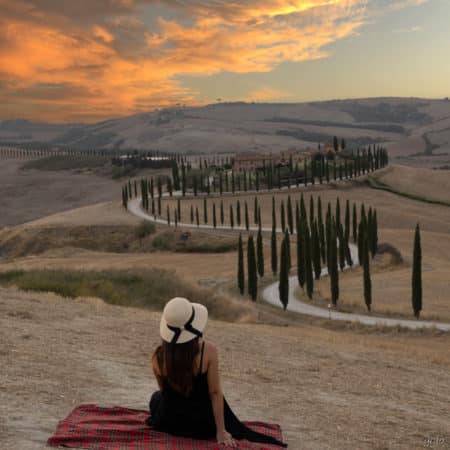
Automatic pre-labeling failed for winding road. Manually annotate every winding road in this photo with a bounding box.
[128,193,450,332]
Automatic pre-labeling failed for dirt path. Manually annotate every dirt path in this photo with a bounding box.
[1,286,449,450]
[129,198,450,331]
[262,275,450,331]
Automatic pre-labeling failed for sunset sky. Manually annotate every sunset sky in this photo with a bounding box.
[0,0,448,123]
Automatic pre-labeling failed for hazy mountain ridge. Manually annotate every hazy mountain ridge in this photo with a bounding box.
[1,98,450,166]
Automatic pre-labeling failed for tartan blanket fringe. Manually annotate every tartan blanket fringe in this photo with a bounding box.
[47,404,285,449]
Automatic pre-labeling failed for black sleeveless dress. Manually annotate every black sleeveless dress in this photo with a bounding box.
[147,341,287,447]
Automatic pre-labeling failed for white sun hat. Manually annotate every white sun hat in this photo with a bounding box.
[160,297,208,344]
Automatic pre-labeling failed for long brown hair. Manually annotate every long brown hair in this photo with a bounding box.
[153,337,200,397]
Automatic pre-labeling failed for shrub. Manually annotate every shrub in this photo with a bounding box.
[135,221,156,240]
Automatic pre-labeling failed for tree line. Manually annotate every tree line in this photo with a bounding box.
[121,146,389,208]
[235,196,423,319]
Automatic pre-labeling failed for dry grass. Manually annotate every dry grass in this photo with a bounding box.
[372,164,450,204]
[1,286,449,449]
[0,223,237,259]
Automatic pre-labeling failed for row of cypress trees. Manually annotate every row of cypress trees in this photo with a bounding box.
[121,147,389,203]
[235,194,379,310]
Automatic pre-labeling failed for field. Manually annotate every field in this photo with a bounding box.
[1,160,450,449]
[1,286,450,450]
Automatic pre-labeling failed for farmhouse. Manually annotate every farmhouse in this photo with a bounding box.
[232,148,307,172]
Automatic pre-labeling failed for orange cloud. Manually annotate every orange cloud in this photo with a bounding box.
[0,0,368,122]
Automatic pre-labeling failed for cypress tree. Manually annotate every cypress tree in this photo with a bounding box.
[412,223,422,319]
[174,209,178,227]
[309,196,315,231]
[195,206,200,227]
[230,205,234,229]
[166,205,170,226]
[296,219,305,288]
[236,200,241,226]
[271,223,277,275]
[157,196,161,216]
[300,193,307,221]
[333,135,339,153]
[312,220,322,280]
[177,198,181,222]
[319,213,326,265]
[203,198,208,224]
[220,201,224,225]
[190,205,194,223]
[317,196,323,228]
[338,222,346,271]
[304,222,314,299]
[245,202,249,231]
[257,227,264,277]
[247,236,258,301]
[278,235,289,310]
[287,195,294,234]
[363,239,372,312]
[280,200,286,233]
[213,203,217,228]
[344,199,350,243]
[254,197,259,224]
[371,209,378,257]
[330,224,339,306]
[352,203,358,243]
[360,203,367,228]
[284,230,291,272]
[335,197,341,229]
[272,197,277,230]
[238,234,245,295]
[367,207,373,254]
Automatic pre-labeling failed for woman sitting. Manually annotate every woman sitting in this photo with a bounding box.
[147,297,287,447]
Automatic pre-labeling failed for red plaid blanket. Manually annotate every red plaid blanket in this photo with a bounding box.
[47,404,285,449]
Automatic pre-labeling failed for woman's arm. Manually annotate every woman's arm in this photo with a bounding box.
[206,343,236,446]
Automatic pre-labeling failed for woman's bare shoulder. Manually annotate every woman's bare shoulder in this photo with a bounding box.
[203,339,218,361]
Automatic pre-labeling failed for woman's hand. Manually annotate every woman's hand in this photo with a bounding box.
[216,429,237,447]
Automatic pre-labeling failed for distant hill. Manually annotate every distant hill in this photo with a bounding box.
[1,98,450,166]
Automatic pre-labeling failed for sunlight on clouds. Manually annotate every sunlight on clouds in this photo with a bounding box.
[0,0,387,122]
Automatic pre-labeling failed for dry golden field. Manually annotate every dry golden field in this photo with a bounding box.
[1,164,450,449]
[1,286,449,450]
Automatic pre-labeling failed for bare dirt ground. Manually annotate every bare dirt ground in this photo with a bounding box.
[1,286,449,450]
[0,160,121,227]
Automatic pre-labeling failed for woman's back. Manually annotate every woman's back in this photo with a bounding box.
[148,339,287,446]
[149,341,217,439]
